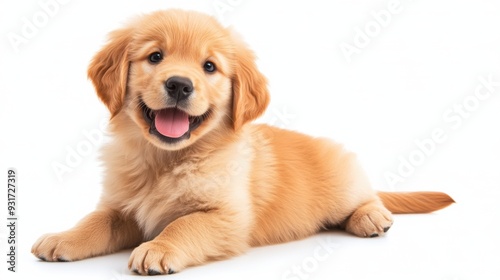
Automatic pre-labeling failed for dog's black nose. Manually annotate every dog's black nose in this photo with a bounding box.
[165,76,193,101]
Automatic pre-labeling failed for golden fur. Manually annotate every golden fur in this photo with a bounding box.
[32,10,454,275]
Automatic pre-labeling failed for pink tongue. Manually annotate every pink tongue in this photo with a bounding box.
[154,108,189,138]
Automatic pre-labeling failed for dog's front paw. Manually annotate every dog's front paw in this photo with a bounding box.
[32,232,86,262]
[129,241,179,276]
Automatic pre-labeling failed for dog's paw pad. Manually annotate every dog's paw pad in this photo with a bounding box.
[345,202,393,237]
[148,269,162,276]
[129,241,180,276]
[32,232,89,262]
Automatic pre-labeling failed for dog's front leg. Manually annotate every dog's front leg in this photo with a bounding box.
[32,208,142,262]
[129,210,249,275]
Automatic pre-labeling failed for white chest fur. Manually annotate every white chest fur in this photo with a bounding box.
[100,135,255,240]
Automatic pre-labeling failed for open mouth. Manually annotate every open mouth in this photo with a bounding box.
[140,100,210,144]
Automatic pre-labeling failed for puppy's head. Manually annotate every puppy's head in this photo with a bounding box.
[88,10,269,150]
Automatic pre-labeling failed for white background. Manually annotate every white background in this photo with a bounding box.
[1,0,500,279]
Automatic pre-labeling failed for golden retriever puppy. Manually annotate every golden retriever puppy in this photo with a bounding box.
[32,9,454,275]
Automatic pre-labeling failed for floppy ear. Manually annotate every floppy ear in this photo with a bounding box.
[232,42,270,130]
[87,28,131,117]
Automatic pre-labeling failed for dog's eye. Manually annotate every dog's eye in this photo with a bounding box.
[148,52,163,64]
[203,61,216,73]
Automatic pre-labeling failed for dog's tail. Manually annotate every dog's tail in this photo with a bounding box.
[377,191,455,214]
